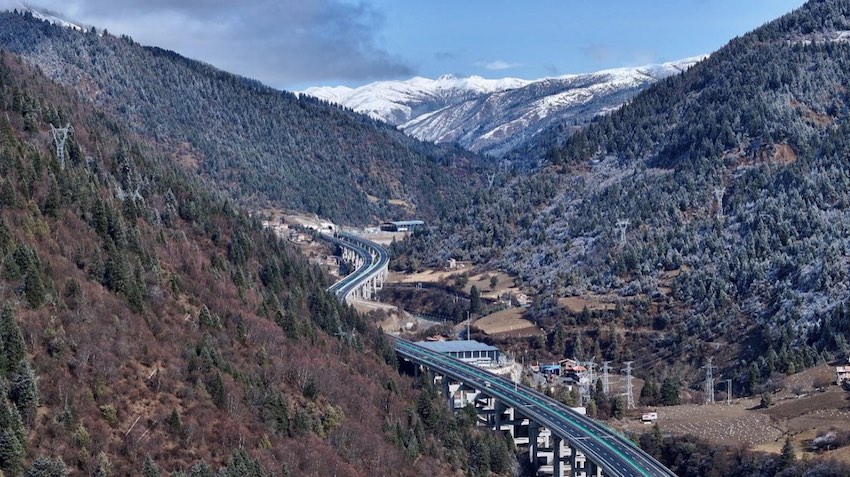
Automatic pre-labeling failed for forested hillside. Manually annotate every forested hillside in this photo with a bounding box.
[0,10,485,225]
[398,0,850,386]
[0,50,513,476]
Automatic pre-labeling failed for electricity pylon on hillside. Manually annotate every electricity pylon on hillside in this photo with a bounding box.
[703,357,717,404]
[623,361,635,409]
[714,187,726,219]
[50,123,73,170]
[615,219,630,248]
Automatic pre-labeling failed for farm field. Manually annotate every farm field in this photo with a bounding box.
[475,308,540,336]
[387,268,519,300]
[618,365,850,460]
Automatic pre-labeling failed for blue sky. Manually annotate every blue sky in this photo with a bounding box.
[24,0,806,90]
[369,0,806,85]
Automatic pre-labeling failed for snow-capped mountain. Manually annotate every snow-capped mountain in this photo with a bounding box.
[303,75,530,125]
[303,57,705,157]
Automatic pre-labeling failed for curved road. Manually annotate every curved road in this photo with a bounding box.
[323,232,389,302]
[325,234,674,477]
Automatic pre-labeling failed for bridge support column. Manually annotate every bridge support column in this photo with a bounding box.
[508,410,530,446]
[473,393,497,428]
[569,444,589,477]
[493,400,507,432]
[553,435,564,477]
[529,421,539,467]
[442,376,452,410]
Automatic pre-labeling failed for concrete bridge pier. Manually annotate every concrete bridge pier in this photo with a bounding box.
[552,435,565,477]
[529,422,540,468]
[442,379,477,410]
[429,373,603,477]
[569,443,591,477]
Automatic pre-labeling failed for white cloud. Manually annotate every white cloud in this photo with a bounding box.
[476,59,521,71]
[20,0,413,89]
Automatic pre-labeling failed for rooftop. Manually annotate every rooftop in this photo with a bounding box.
[385,220,425,226]
[415,340,499,354]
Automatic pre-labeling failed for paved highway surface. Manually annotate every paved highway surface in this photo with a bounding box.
[324,234,674,477]
[395,338,676,477]
[323,232,389,302]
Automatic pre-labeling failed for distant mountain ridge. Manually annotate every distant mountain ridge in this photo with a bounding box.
[304,75,530,125]
[303,58,704,157]
[0,9,485,225]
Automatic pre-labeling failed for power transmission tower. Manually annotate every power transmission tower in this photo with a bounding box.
[714,187,726,219]
[487,173,497,190]
[703,357,717,404]
[623,361,635,409]
[615,219,630,248]
[50,123,73,170]
[602,361,611,395]
[500,160,512,174]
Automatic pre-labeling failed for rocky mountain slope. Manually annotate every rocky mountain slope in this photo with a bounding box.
[0,43,513,476]
[305,59,702,157]
[0,10,486,225]
[397,0,850,386]
[304,75,530,126]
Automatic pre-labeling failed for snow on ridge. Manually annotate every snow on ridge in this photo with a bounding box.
[302,55,710,156]
[301,74,532,125]
[22,5,89,32]
[302,56,707,127]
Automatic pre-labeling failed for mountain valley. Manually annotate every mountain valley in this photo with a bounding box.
[0,2,847,477]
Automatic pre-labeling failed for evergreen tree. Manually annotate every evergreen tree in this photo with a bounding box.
[660,378,680,406]
[610,396,625,419]
[0,430,24,477]
[551,322,567,357]
[25,457,67,477]
[92,452,112,477]
[207,371,226,408]
[0,306,24,376]
[9,360,38,426]
[0,395,25,447]
[165,408,181,435]
[23,271,45,309]
[198,305,221,329]
[141,456,159,477]
[469,286,481,316]
[266,392,289,435]
[779,437,796,469]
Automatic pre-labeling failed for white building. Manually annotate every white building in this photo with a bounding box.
[416,340,501,368]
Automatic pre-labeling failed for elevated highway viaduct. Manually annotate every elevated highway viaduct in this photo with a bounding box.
[325,234,675,477]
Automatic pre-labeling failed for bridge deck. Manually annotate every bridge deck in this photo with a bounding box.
[323,234,674,477]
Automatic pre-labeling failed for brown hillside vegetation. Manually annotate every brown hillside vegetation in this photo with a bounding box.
[0,51,465,476]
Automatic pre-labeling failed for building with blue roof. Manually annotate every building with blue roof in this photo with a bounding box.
[380,220,425,232]
[416,340,500,367]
